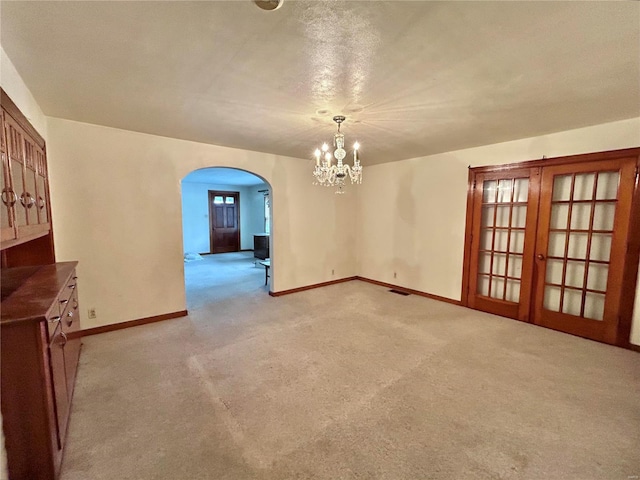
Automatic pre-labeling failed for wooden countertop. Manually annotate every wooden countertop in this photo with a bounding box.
[1,261,78,325]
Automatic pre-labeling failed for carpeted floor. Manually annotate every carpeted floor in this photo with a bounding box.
[60,253,640,480]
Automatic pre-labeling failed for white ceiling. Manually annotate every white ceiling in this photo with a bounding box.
[182,167,267,186]
[1,1,638,166]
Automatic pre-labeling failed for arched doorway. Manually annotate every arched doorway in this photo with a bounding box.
[181,167,272,310]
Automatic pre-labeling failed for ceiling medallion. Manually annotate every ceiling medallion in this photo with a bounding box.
[253,0,284,11]
[312,116,363,194]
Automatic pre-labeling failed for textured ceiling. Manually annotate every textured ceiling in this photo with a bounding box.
[1,1,638,165]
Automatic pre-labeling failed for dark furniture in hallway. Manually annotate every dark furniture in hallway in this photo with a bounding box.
[254,234,269,260]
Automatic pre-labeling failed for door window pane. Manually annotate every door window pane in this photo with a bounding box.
[480,229,493,250]
[592,203,615,231]
[225,196,235,204]
[586,264,609,292]
[482,206,495,227]
[544,286,561,312]
[548,232,566,257]
[573,173,595,201]
[550,204,569,230]
[483,180,497,203]
[552,175,572,201]
[590,234,612,262]
[513,178,529,202]
[478,253,491,274]
[492,253,507,275]
[494,229,508,252]
[595,171,619,200]
[545,259,564,285]
[567,233,588,259]
[213,196,223,204]
[495,206,510,227]
[570,203,591,230]
[507,255,523,279]
[491,278,505,299]
[510,230,524,254]
[505,280,521,303]
[512,206,527,228]
[562,289,582,316]
[565,261,585,288]
[497,179,513,203]
[477,275,490,296]
[584,293,605,321]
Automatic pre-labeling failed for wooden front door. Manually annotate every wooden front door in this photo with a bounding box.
[209,191,240,254]
[532,158,636,344]
[464,148,640,346]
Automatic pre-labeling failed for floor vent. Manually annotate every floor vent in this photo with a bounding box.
[389,289,410,296]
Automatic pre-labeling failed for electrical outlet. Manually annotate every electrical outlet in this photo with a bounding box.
[394,272,397,279]
[88,308,96,319]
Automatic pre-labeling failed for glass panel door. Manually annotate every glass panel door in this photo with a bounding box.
[35,145,48,224]
[22,136,38,225]
[0,112,16,241]
[4,115,27,229]
[467,168,539,321]
[532,158,636,343]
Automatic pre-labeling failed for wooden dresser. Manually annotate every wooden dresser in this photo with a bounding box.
[1,262,81,480]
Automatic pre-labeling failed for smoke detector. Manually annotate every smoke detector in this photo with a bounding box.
[254,0,284,11]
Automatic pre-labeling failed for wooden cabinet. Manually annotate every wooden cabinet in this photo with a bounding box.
[1,262,81,480]
[254,233,269,260]
[0,89,76,479]
[0,89,52,252]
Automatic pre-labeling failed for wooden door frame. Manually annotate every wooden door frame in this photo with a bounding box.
[462,147,640,348]
[208,190,241,254]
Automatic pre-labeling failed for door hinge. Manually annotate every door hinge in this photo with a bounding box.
[473,178,477,189]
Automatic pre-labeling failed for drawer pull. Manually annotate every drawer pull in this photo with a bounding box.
[68,284,76,290]
[60,331,68,346]
[67,311,74,317]
[72,276,78,280]
[60,299,69,305]
[48,316,61,322]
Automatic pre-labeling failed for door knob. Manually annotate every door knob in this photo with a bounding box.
[537,254,545,261]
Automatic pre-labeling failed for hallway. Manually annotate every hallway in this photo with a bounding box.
[184,252,268,312]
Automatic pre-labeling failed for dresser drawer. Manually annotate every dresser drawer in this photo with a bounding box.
[60,288,79,335]
[56,270,78,316]
[46,311,61,339]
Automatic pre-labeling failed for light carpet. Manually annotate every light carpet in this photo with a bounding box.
[60,253,640,480]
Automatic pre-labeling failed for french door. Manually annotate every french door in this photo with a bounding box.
[467,168,539,321]
[465,149,639,345]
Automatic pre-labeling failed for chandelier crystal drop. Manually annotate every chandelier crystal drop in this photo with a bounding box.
[312,115,363,194]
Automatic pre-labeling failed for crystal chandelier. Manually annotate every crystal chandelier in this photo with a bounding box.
[312,116,363,194]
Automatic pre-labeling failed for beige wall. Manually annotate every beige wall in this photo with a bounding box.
[356,117,640,344]
[46,117,357,329]
[0,45,47,140]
